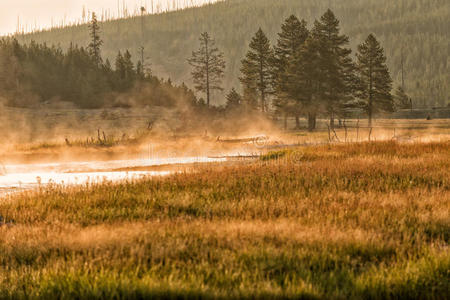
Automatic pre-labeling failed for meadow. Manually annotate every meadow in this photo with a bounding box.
[0,140,448,299]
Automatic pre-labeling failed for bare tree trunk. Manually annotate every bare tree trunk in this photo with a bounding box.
[308,112,316,131]
[295,115,300,129]
[332,127,340,142]
[259,57,265,112]
[356,119,360,142]
[368,62,373,128]
[329,112,335,130]
[205,37,210,107]
[327,124,331,142]
[344,120,347,142]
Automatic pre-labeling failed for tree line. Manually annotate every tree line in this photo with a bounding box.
[1,10,407,131]
[0,13,198,109]
[19,0,448,109]
[189,10,398,129]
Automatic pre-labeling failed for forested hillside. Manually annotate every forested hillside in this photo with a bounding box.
[15,0,450,107]
[0,38,198,109]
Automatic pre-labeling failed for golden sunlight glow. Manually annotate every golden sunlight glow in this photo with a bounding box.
[1,0,221,35]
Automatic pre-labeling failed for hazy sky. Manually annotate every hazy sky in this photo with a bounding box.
[0,0,218,36]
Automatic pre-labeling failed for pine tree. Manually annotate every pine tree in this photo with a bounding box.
[394,86,411,110]
[104,58,112,72]
[114,51,126,91]
[102,58,115,88]
[123,50,135,79]
[273,15,309,129]
[285,36,323,131]
[225,88,242,110]
[0,40,22,94]
[115,50,135,91]
[242,86,259,111]
[115,51,124,75]
[136,60,144,79]
[312,9,355,128]
[187,32,225,107]
[240,28,273,113]
[88,12,103,66]
[356,34,393,127]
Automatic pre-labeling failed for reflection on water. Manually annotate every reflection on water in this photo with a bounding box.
[0,156,227,194]
[0,171,170,193]
[4,157,226,174]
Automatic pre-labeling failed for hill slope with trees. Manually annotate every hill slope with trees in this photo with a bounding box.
[13,0,450,107]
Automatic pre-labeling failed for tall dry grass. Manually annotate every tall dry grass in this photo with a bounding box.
[0,141,448,298]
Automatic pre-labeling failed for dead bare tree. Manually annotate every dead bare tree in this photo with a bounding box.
[356,119,360,142]
[327,124,331,142]
[343,120,348,142]
[332,127,340,142]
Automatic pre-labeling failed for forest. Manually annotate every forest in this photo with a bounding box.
[0,21,198,110]
[12,0,449,108]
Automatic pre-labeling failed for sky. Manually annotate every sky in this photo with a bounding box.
[0,0,219,36]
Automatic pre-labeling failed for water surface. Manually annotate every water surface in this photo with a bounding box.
[0,156,227,194]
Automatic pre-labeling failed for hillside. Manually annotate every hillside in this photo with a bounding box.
[17,0,449,107]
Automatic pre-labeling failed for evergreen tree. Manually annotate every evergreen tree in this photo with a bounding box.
[225,88,242,110]
[187,32,226,107]
[312,9,355,128]
[242,85,259,111]
[273,15,309,129]
[123,50,135,80]
[115,51,124,75]
[88,12,103,66]
[104,58,112,72]
[136,60,144,79]
[285,36,323,131]
[102,58,115,90]
[394,86,411,110]
[240,28,273,113]
[356,34,393,127]
[0,39,22,96]
[114,50,135,91]
[114,51,125,91]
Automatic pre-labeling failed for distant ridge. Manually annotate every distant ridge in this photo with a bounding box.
[7,0,223,37]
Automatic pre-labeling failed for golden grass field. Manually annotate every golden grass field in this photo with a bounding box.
[0,140,449,299]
